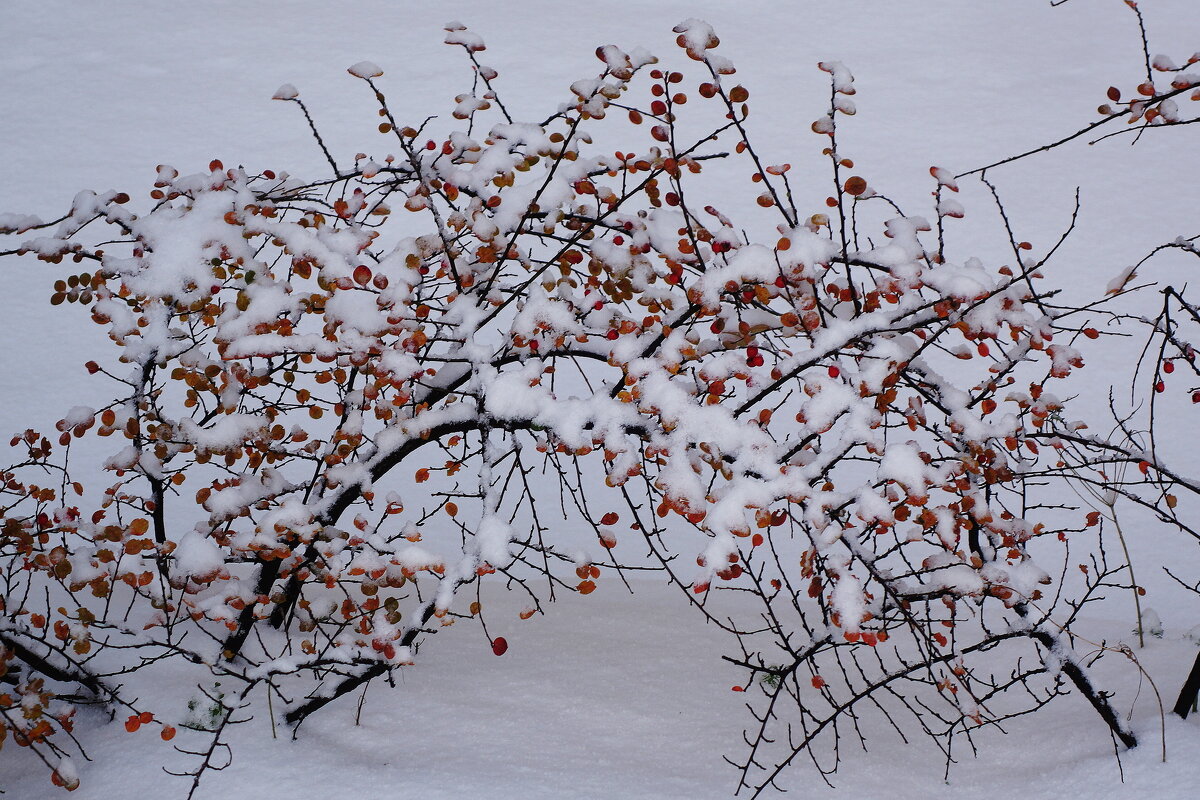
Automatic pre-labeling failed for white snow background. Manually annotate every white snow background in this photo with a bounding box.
[2,1,1200,797]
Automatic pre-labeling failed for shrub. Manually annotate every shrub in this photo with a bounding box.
[1,11,1196,796]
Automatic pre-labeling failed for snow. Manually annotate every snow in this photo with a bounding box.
[0,212,44,234]
[173,530,227,578]
[5,580,1200,799]
[271,83,299,101]
[346,61,383,79]
[444,22,486,53]
[2,1,1200,798]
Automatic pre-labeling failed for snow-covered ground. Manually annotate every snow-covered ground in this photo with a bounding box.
[2,2,1199,797]
[4,578,1200,799]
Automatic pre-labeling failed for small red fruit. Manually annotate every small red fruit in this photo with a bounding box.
[491,637,508,656]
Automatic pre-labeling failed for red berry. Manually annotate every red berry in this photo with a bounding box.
[491,637,508,656]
